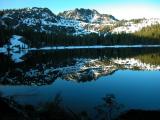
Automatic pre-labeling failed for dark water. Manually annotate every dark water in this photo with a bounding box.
[0,47,160,116]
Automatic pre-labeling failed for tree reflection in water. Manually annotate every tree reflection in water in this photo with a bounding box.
[95,94,123,120]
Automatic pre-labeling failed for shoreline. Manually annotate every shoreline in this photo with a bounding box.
[1,45,160,53]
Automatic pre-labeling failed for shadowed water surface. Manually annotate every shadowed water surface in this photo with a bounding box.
[0,47,160,116]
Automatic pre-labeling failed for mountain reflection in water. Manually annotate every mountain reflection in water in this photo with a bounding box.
[0,47,160,118]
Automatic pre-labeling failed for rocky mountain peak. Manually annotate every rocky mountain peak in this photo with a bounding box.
[1,7,159,36]
[58,8,117,24]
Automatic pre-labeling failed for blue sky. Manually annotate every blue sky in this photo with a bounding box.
[0,0,160,19]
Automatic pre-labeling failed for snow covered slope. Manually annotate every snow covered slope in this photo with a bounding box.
[0,7,117,35]
[58,8,117,24]
[112,18,160,34]
[0,7,160,35]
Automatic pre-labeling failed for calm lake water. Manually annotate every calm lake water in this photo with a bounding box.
[0,47,160,116]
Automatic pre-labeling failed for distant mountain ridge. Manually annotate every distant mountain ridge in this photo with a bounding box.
[0,7,160,35]
[58,8,118,23]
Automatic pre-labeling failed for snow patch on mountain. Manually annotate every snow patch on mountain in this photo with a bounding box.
[59,8,118,24]
[1,7,160,35]
[112,18,160,33]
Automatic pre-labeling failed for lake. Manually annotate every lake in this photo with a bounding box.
[0,47,160,118]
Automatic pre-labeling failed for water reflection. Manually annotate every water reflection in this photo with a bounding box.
[0,70,160,109]
[0,47,160,85]
[0,47,160,117]
[0,47,160,64]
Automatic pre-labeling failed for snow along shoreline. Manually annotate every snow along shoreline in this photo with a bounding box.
[1,45,160,53]
[29,45,160,51]
[25,45,160,51]
[1,44,160,63]
[1,44,160,53]
[0,35,160,63]
[1,35,160,53]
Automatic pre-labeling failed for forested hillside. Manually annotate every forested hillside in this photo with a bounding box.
[135,24,160,40]
[0,7,160,47]
[0,24,160,47]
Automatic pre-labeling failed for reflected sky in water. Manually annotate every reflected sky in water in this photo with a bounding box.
[0,70,160,114]
[0,47,160,115]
